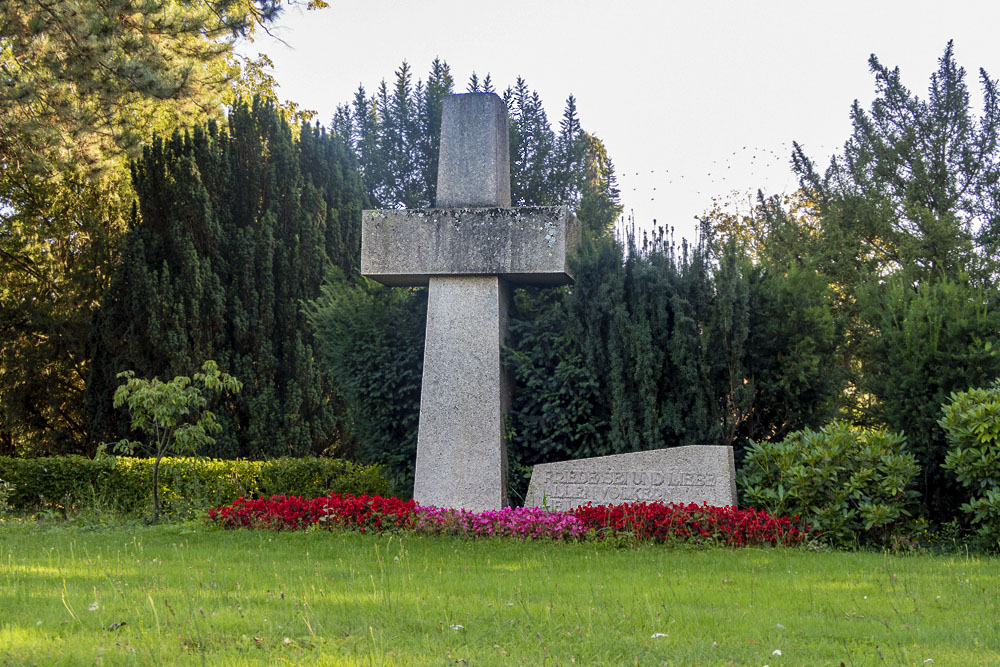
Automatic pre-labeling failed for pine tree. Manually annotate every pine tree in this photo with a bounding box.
[418,59,455,205]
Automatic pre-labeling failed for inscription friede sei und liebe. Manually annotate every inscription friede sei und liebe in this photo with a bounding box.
[538,469,718,510]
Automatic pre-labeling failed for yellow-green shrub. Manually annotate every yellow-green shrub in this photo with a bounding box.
[0,456,389,519]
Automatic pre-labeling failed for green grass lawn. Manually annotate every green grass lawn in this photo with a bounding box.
[1,522,998,666]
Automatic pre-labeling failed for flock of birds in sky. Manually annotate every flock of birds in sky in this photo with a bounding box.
[617,142,796,203]
[613,141,805,231]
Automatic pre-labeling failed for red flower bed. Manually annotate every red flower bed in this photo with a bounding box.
[569,501,810,546]
[206,493,416,533]
[206,493,812,547]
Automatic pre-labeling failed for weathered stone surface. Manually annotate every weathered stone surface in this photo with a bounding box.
[360,206,579,286]
[359,92,576,511]
[524,446,738,511]
[435,93,510,208]
[412,276,510,510]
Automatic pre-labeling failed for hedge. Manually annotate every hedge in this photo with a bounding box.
[0,456,389,519]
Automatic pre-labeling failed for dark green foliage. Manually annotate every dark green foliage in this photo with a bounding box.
[86,99,367,458]
[859,279,1000,519]
[940,380,1000,546]
[738,43,1000,522]
[0,455,389,519]
[306,280,427,496]
[318,64,623,493]
[0,173,130,457]
[741,260,845,444]
[334,59,454,209]
[0,0,294,457]
[504,287,605,502]
[788,41,1000,286]
[504,229,845,500]
[333,60,622,235]
[739,422,920,548]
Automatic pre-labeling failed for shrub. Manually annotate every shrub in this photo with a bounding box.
[0,455,117,512]
[113,360,242,521]
[940,379,1000,546]
[738,421,920,548]
[0,456,388,519]
[0,478,12,515]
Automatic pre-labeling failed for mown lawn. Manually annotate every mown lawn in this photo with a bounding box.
[0,522,998,665]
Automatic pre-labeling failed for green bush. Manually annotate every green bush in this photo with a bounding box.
[0,455,117,512]
[0,477,12,515]
[940,379,1000,546]
[858,278,1000,521]
[306,278,426,495]
[738,421,920,548]
[0,456,389,520]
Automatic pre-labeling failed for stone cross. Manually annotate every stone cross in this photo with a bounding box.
[360,93,580,511]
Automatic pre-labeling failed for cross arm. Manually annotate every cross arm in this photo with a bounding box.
[361,205,581,287]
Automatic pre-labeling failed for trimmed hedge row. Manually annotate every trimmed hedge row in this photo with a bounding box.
[0,456,389,519]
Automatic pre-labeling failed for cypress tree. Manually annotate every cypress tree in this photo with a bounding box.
[86,99,366,458]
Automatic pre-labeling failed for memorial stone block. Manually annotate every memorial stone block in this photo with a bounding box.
[524,446,738,511]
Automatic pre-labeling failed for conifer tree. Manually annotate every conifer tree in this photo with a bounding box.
[0,0,312,454]
[748,42,1000,520]
[789,41,1000,286]
[86,99,366,458]
[333,60,621,226]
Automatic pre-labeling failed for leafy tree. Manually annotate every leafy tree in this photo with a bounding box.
[113,360,242,522]
[87,99,367,458]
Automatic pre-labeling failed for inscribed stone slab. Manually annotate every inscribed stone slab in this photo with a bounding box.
[524,446,738,511]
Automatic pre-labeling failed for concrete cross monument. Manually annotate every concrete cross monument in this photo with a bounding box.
[361,93,580,511]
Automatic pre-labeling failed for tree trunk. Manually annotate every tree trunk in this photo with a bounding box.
[151,453,163,523]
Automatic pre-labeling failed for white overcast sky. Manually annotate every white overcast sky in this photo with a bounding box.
[243,0,1000,242]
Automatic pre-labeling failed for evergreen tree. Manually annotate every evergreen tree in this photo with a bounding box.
[858,278,1000,519]
[503,227,843,500]
[86,99,367,458]
[731,42,1000,521]
[788,41,1000,286]
[505,79,557,206]
[417,59,455,206]
[333,60,622,229]
[0,0,312,455]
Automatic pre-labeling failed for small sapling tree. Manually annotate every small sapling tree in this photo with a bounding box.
[113,361,242,522]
